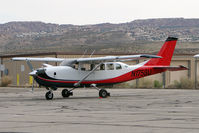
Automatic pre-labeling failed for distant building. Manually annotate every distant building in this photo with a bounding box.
[0,52,198,88]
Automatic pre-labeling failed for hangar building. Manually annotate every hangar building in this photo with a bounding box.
[0,52,198,88]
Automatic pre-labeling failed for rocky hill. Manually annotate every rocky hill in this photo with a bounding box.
[0,18,199,55]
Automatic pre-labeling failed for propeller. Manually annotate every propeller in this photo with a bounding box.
[29,70,38,93]
[27,67,37,93]
[32,77,35,92]
[29,69,45,93]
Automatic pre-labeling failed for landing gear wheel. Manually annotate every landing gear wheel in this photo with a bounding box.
[99,89,110,98]
[62,89,73,98]
[45,91,53,100]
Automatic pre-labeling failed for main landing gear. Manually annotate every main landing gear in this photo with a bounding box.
[99,89,110,98]
[61,89,73,98]
[90,84,110,98]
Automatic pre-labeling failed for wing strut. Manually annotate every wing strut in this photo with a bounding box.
[74,62,102,87]
[26,60,34,71]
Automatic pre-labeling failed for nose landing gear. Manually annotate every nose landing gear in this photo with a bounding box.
[45,87,56,100]
[45,90,53,100]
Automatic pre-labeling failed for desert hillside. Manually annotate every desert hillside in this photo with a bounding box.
[0,18,199,55]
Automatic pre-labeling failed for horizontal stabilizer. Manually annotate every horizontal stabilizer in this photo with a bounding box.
[153,65,188,71]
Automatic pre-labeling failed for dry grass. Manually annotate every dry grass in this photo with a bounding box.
[167,77,194,89]
[1,76,12,87]
[114,82,132,88]
[138,79,153,88]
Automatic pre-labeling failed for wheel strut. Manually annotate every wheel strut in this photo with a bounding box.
[91,84,110,98]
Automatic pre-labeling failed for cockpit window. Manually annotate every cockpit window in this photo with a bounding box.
[106,63,114,70]
[116,63,122,70]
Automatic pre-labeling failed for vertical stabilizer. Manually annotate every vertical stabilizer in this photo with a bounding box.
[145,37,178,66]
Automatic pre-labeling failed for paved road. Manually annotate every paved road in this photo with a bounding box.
[0,88,199,133]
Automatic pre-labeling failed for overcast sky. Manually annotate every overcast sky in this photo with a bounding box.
[1,0,199,25]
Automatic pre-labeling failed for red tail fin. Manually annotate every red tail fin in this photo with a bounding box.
[145,37,178,66]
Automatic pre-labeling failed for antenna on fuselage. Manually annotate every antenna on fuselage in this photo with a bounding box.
[90,50,95,58]
[81,49,88,58]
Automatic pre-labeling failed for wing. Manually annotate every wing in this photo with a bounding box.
[76,54,162,63]
[12,54,161,66]
[12,57,65,62]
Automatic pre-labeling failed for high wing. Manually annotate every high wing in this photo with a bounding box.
[12,54,161,64]
[76,54,161,63]
[12,57,65,62]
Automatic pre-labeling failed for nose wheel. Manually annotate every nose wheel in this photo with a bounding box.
[45,91,54,100]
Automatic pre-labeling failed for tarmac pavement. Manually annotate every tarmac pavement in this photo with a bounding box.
[0,87,199,133]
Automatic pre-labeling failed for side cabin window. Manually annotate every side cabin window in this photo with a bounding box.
[79,63,99,71]
[106,63,114,70]
[80,64,91,71]
[100,64,105,70]
[95,63,105,71]
[116,63,122,70]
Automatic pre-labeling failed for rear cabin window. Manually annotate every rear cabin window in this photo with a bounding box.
[106,63,114,70]
[116,63,122,70]
[100,64,105,70]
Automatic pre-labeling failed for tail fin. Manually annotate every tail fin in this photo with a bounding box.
[145,37,178,66]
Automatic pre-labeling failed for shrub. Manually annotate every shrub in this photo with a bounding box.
[154,80,163,88]
[167,77,194,89]
[138,79,153,88]
[114,82,132,88]
[180,78,194,89]
[1,76,12,87]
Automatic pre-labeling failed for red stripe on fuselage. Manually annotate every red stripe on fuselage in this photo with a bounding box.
[36,66,166,86]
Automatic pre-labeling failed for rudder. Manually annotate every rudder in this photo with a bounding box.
[145,37,178,66]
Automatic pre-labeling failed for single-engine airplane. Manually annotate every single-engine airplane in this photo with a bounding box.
[12,37,188,100]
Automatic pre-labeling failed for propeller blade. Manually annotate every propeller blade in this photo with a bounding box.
[32,78,35,93]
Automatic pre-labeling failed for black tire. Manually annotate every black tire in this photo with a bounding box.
[45,91,53,100]
[99,89,108,98]
[62,89,71,98]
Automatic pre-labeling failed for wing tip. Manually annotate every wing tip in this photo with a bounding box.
[140,55,162,58]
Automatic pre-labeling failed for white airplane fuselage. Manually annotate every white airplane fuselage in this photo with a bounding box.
[33,61,149,87]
